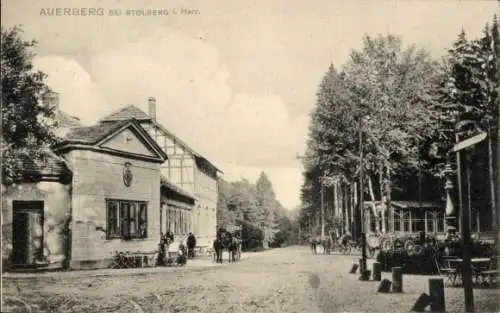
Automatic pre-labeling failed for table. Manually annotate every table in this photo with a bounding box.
[447,258,494,286]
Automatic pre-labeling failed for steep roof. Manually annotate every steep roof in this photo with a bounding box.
[63,120,129,144]
[363,200,442,210]
[100,105,152,122]
[57,111,83,128]
[391,201,442,209]
[16,150,72,184]
[54,118,168,163]
[100,105,222,173]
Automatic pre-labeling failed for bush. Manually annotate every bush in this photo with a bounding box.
[269,230,290,248]
[239,221,264,251]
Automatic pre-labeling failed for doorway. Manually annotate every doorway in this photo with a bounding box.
[11,201,44,266]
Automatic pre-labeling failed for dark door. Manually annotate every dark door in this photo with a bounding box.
[11,201,44,266]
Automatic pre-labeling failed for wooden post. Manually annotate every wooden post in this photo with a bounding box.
[411,293,432,312]
[373,262,382,281]
[409,211,412,233]
[460,153,475,313]
[359,258,366,274]
[377,279,392,293]
[429,278,445,312]
[392,266,403,293]
[349,263,359,274]
[424,211,428,234]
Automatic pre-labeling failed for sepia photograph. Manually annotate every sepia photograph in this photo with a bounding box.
[1,0,499,312]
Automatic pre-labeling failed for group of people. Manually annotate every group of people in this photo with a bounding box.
[309,229,354,255]
[158,231,198,266]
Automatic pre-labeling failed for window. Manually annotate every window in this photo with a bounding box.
[426,212,434,232]
[402,211,410,232]
[393,209,401,231]
[436,212,445,232]
[106,199,148,240]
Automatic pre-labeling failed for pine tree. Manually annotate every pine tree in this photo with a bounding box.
[255,171,281,245]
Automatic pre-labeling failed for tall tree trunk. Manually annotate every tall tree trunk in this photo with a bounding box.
[352,182,357,237]
[333,181,339,218]
[339,181,345,232]
[495,18,500,250]
[383,161,391,234]
[367,175,378,233]
[343,182,348,235]
[346,183,352,233]
[487,127,497,231]
[379,163,386,234]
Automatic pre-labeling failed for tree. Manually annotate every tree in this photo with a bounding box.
[434,20,499,232]
[1,26,58,185]
[216,178,236,229]
[302,35,442,235]
[255,171,281,245]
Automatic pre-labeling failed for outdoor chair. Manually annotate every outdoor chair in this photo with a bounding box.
[477,256,499,287]
[434,256,458,287]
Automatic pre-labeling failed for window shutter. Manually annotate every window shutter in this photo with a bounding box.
[121,202,131,238]
[139,203,147,238]
[107,201,119,238]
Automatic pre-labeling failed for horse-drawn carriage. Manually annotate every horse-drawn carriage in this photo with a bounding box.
[213,226,242,263]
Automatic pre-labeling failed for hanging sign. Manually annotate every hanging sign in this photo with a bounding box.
[452,132,487,152]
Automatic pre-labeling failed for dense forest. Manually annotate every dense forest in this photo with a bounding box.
[299,17,499,239]
[216,172,300,250]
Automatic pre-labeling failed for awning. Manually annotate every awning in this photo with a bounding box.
[391,201,442,210]
[160,175,196,202]
[363,200,442,210]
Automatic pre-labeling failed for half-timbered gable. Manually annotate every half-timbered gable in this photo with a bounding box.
[101,98,221,247]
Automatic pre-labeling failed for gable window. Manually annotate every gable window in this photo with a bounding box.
[107,199,148,240]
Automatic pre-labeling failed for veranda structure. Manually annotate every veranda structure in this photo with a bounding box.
[364,201,494,242]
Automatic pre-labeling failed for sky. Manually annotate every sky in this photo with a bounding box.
[2,0,498,209]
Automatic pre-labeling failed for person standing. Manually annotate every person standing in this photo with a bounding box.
[187,232,197,258]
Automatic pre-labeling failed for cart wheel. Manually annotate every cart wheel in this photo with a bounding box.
[405,238,417,256]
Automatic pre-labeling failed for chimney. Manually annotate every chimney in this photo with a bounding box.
[42,91,59,110]
[148,97,156,122]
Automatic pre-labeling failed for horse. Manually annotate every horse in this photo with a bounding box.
[213,235,225,263]
[226,233,240,262]
[309,236,319,255]
[338,232,354,255]
[321,235,333,255]
[213,231,240,263]
[231,235,243,261]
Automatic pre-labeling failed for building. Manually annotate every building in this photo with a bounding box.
[363,200,444,237]
[100,98,221,247]
[363,200,495,242]
[2,92,170,271]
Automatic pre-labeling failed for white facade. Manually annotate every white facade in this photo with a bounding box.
[141,121,219,247]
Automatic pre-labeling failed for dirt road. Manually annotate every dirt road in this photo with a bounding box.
[2,246,499,313]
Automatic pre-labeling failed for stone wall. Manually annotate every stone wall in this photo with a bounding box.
[67,150,161,269]
[1,182,71,271]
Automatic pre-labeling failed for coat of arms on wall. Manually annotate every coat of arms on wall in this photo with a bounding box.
[123,162,133,187]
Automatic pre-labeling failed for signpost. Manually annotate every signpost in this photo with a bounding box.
[359,117,367,280]
[452,132,487,153]
[451,131,487,313]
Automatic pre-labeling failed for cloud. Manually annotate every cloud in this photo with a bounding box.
[33,27,309,207]
[219,94,308,166]
[33,56,108,125]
